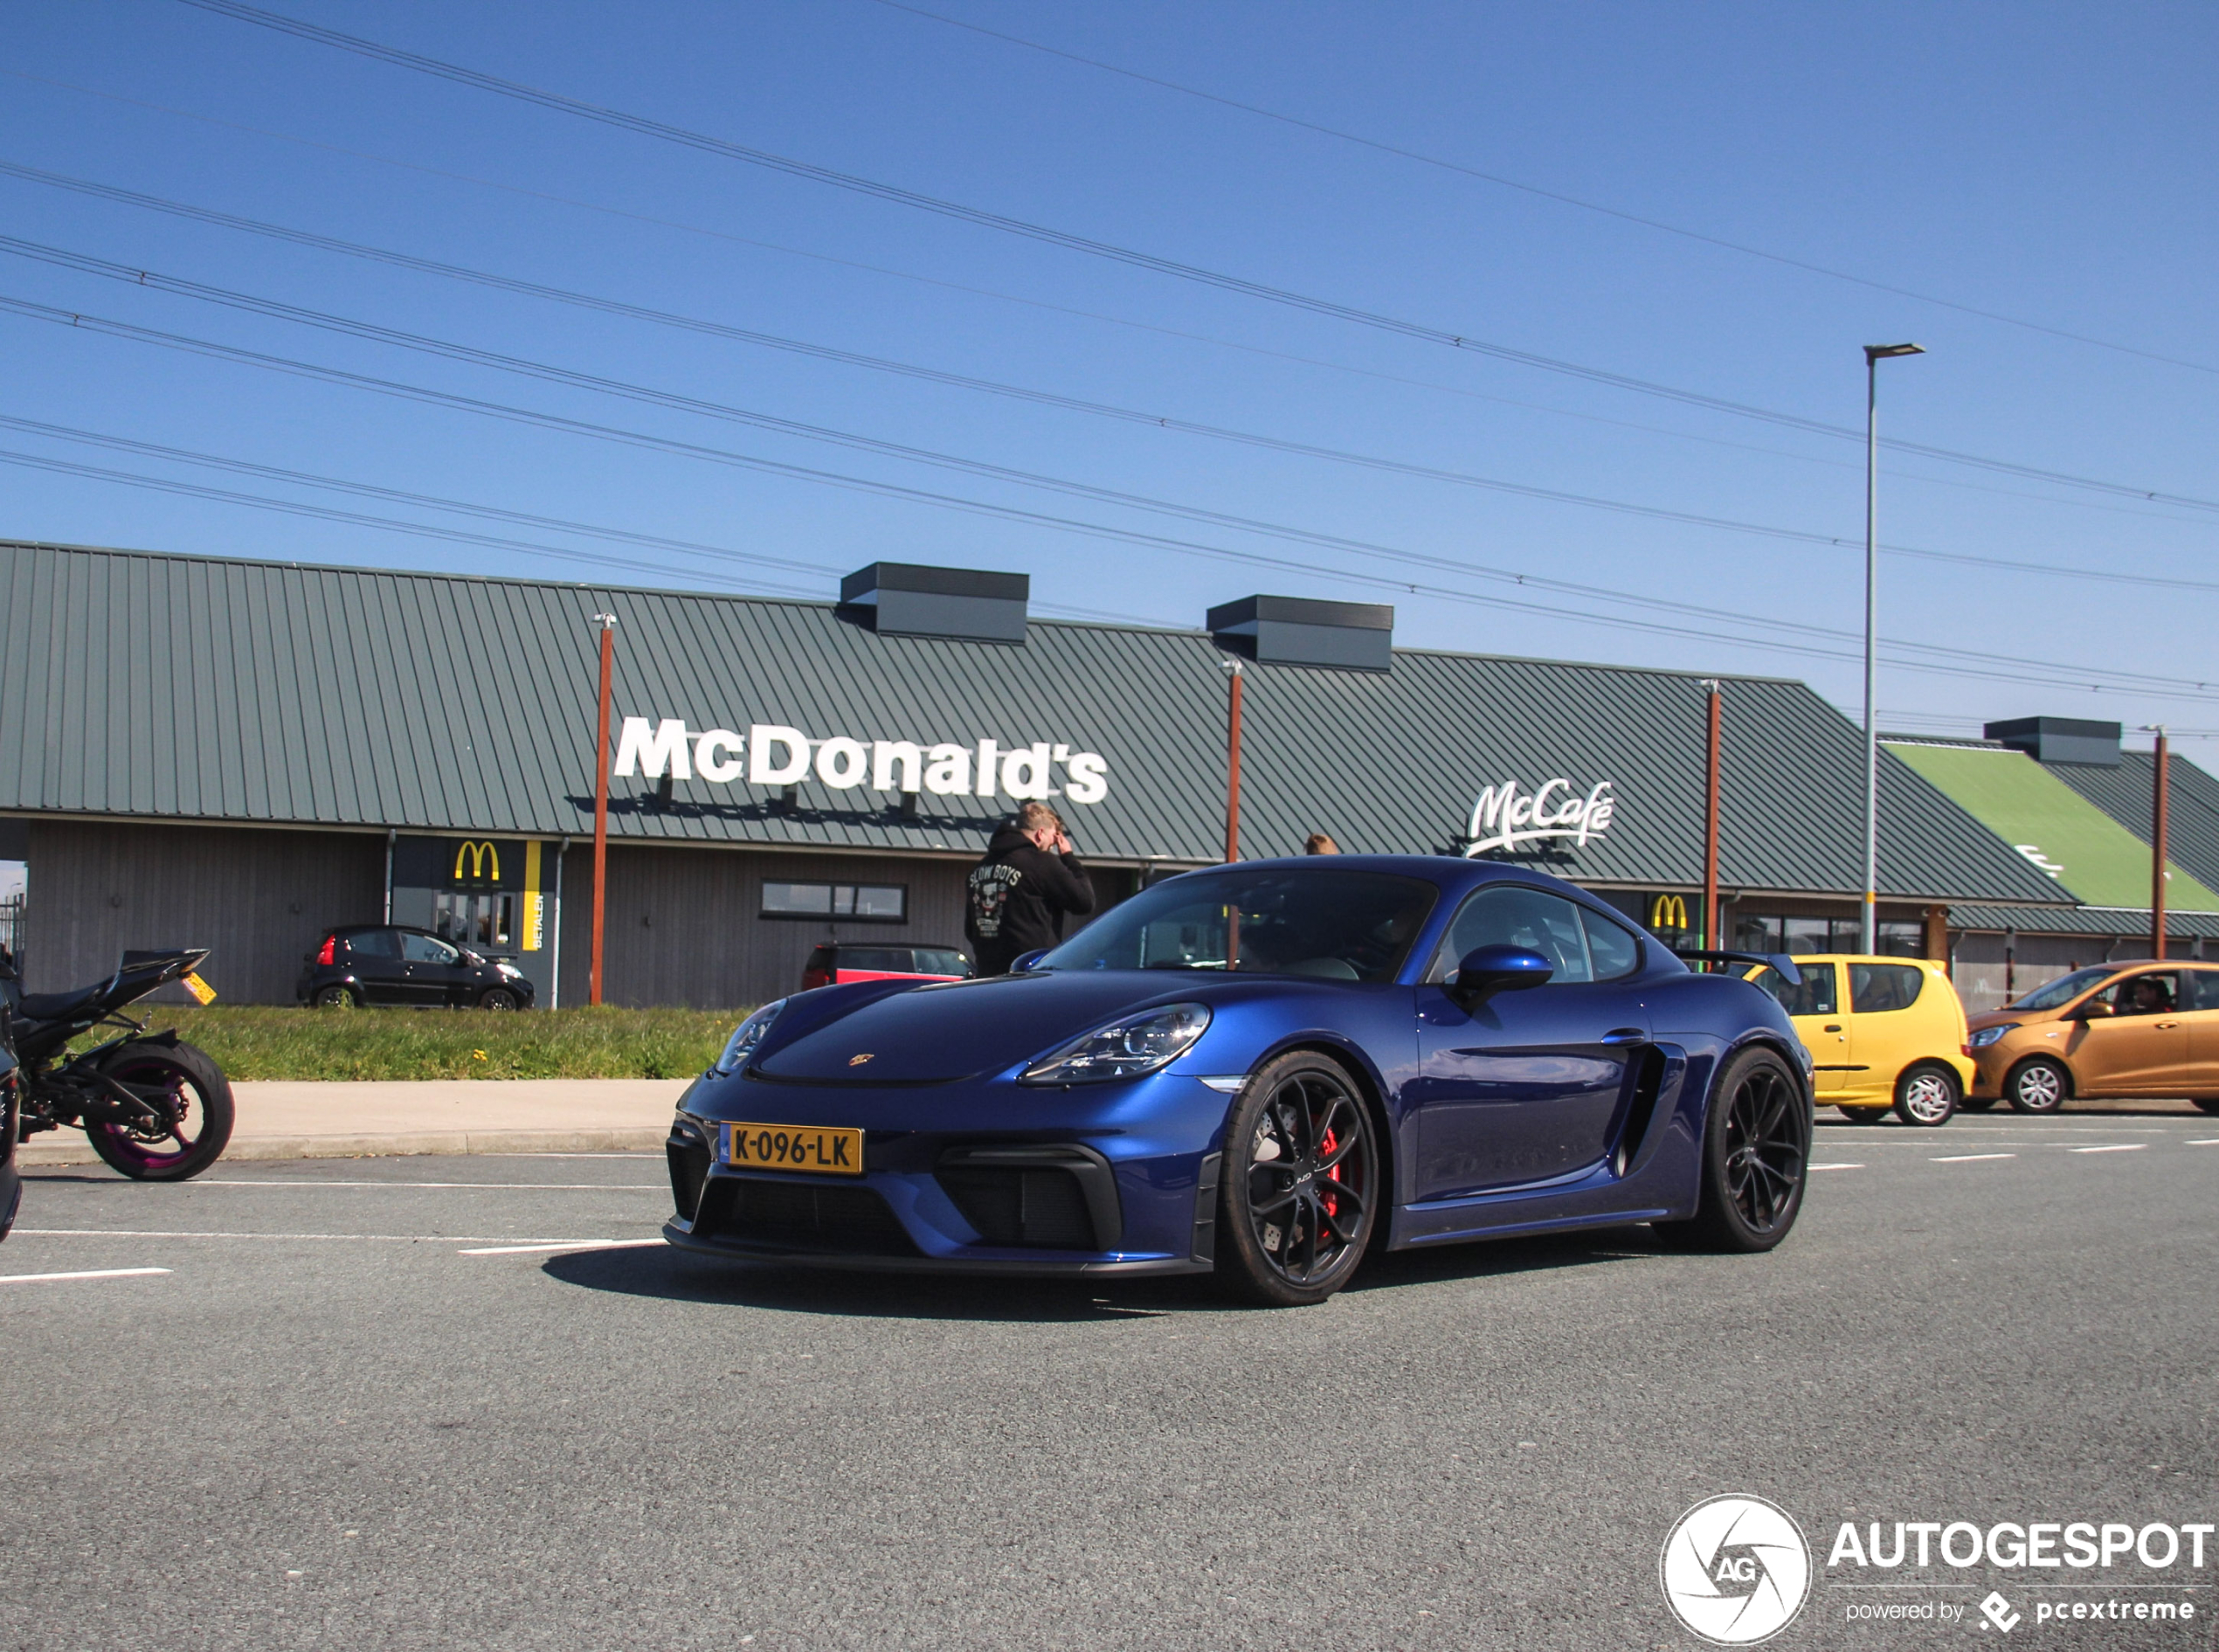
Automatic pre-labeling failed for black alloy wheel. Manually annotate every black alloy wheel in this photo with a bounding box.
[477,986,521,1011]
[82,1041,235,1182]
[312,984,357,1009]
[1656,1046,1808,1253]
[1893,1061,1961,1127]
[1217,1051,1379,1306]
[2005,1057,2069,1115]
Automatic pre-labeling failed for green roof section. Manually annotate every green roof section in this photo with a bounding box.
[1885,740,2219,912]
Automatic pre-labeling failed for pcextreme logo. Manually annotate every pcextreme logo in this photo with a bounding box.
[1660,1495,1813,1645]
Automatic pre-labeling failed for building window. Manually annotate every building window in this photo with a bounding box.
[434,890,514,950]
[761,881,908,923]
[1732,914,1924,957]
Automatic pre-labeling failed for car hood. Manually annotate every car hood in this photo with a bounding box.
[750,971,1216,1085]
[1966,1009,2038,1033]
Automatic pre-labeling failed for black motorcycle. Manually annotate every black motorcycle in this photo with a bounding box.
[0,945,234,1181]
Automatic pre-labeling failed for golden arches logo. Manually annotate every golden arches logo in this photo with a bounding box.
[1650,894,1690,931]
[453,840,501,883]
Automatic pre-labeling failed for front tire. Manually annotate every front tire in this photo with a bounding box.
[1216,1052,1379,1306]
[1656,1047,1808,1253]
[83,1040,234,1182]
[2004,1057,2069,1115]
[1893,1061,1961,1127]
[477,986,521,1011]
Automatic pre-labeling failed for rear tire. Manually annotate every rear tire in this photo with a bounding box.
[1893,1061,1960,1127]
[1656,1047,1809,1253]
[1215,1052,1379,1306]
[2004,1057,2070,1115]
[312,984,357,1008]
[83,1040,233,1182]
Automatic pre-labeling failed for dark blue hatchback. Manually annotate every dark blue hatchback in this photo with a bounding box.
[665,856,1811,1305]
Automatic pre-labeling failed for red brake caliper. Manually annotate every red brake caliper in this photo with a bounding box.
[1317,1124,1340,1230]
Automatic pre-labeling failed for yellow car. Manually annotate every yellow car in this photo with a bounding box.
[1743,955,1973,1126]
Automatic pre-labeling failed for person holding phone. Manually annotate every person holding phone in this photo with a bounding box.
[964,801,1096,975]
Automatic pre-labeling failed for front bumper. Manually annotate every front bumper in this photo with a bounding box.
[660,1068,1229,1275]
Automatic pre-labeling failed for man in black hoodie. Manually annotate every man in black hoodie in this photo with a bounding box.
[965,801,1096,975]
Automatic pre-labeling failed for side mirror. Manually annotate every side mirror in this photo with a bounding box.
[1009,950,1050,972]
[1448,944,1553,1006]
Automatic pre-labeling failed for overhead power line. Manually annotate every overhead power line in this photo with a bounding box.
[5,304,2215,706]
[5,183,2210,589]
[172,0,2219,515]
[8,76,2208,534]
[864,0,2219,378]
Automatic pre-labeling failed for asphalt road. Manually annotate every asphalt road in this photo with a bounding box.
[2,1112,2213,1651]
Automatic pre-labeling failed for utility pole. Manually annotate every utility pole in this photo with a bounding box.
[590,612,616,1006]
[2149,725,2171,960]
[1222,658,1244,863]
[1702,680,1722,949]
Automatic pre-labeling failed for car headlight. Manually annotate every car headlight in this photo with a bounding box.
[1967,1024,2011,1048]
[495,962,522,978]
[713,999,787,1075]
[1020,1003,1211,1086]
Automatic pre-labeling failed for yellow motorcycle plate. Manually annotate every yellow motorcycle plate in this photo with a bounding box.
[722,1122,863,1176]
[183,971,217,1006]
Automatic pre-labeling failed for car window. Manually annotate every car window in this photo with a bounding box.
[912,948,970,976]
[1428,886,1593,985]
[2007,965,2115,1011]
[1580,909,1642,981]
[1044,867,1435,983]
[2088,970,2180,1017]
[838,947,908,972]
[1752,962,1837,1017]
[399,931,460,965]
[2188,971,2219,1012]
[1849,963,1925,1014]
[347,929,402,960]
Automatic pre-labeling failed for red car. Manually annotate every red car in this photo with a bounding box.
[800,943,972,992]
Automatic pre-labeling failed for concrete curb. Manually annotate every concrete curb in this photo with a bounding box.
[17,1127,670,1166]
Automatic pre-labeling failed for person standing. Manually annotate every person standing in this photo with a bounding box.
[1303,832,1340,854]
[965,801,1095,975]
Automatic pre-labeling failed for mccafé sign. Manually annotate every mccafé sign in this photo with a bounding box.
[612,716,1110,805]
[1464,777,1618,856]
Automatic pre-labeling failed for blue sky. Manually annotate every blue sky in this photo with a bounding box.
[3,2,2215,751]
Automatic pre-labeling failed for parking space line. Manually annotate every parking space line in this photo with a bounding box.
[2070,1144,2148,1154]
[1932,1153,2016,1163]
[0,1267,171,1285]
[10,1228,660,1244]
[457,1239,667,1255]
[1810,1163,1865,1171]
[191,1179,665,1191]
[2189,1139,2219,1147]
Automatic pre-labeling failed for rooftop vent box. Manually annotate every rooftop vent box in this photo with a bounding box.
[840,562,1028,644]
[1206,594,1393,672]
[1983,715,2122,767]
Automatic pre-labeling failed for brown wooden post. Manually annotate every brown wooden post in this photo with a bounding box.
[2153,727,2170,960]
[1223,660,1244,863]
[590,613,616,1006]
[1702,680,1722,948]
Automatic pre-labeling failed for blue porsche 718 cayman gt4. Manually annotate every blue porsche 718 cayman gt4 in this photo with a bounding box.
[665,856,1813,1305]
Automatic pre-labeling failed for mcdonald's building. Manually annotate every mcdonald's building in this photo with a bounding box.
[1,539,2202,1012]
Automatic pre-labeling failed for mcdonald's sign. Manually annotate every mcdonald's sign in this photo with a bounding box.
[1649,894,1690,932]
[453,840,501,884]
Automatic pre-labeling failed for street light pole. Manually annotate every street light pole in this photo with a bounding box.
[589,612,617,1007]
[1862,342,1924,954]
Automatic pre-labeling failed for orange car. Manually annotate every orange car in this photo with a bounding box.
[1966,959,2219,1115]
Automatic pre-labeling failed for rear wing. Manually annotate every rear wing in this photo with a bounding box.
[1674,949,1802,987]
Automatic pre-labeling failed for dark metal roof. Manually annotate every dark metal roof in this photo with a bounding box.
[1947,902,2219,939]
[0,539,2071,904]
[2047,751,2219,899]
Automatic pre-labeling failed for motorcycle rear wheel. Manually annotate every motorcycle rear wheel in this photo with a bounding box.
[84,1041,234,1181]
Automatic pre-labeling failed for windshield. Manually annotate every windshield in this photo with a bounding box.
[2007,965,2116,1012]
[1041,867,1438,983]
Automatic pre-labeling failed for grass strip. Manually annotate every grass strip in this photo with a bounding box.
[123,1004,746,1082]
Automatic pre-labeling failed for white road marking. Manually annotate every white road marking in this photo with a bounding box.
[10,1228,660,1244]
[458,1239,667,1255]
[1810,1163,1865,1171]
[2070,1144,2149,1154]
[2188,1139,2219,1146]
[1932,1152,2017,1163]
[0,1266,171,1285]
[190,1179,663,1191]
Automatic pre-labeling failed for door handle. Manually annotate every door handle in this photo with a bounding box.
[1822,1024,1842,1033]
[1600,1027,1648,1045]
[2157,1020,2180,1029]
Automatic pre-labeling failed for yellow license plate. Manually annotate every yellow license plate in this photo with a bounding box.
[723,1122,864,1177]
